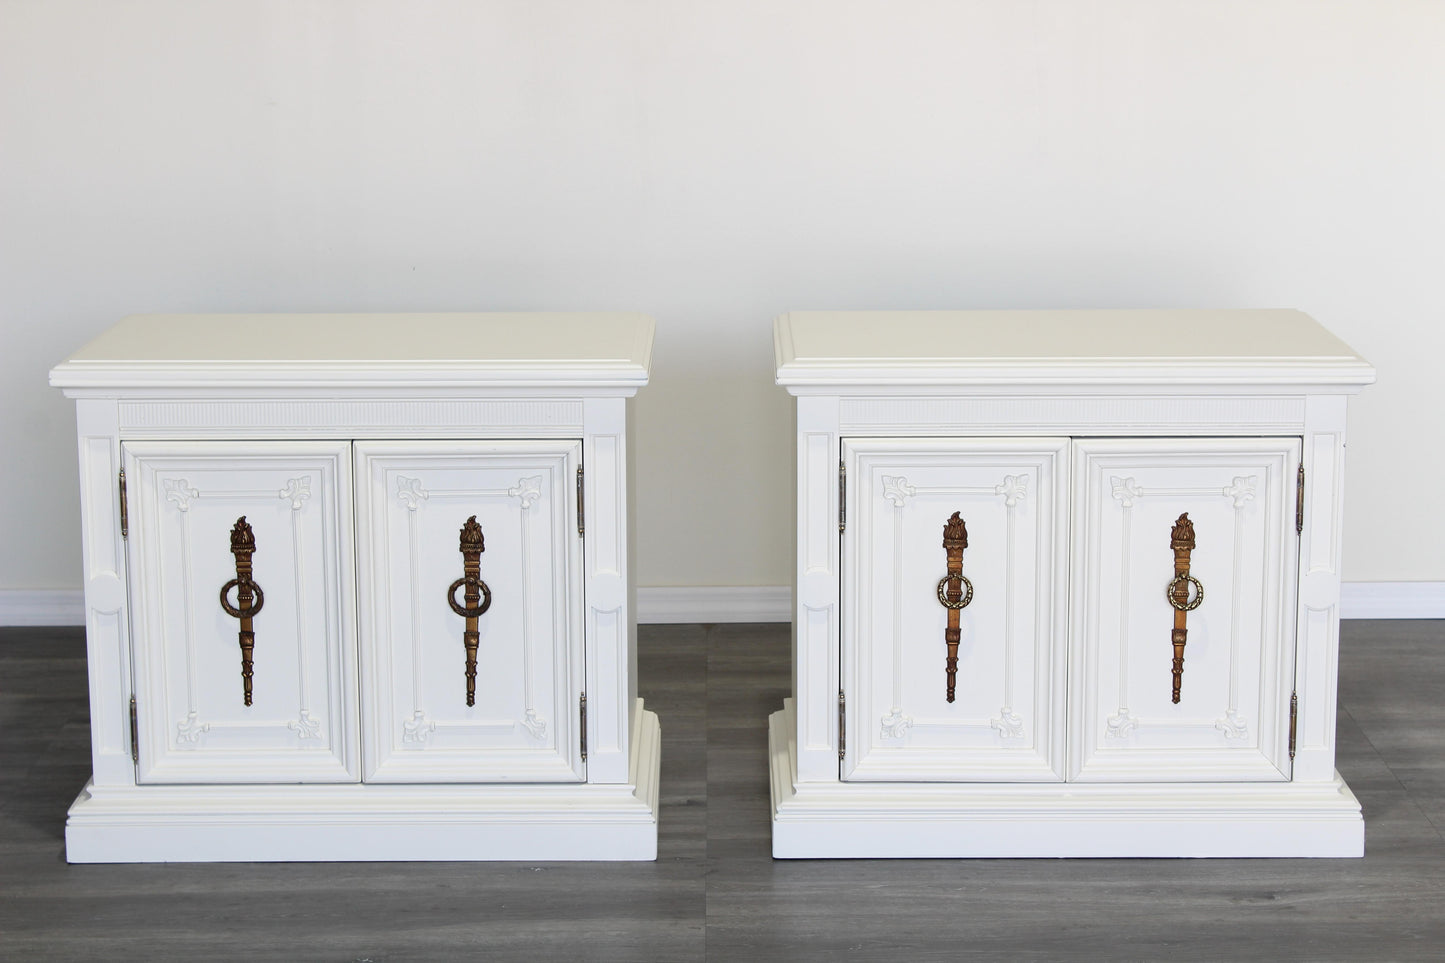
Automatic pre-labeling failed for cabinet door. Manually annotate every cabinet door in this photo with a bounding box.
[841,438,1069,782]
[124,441,358,784]
[355,441,585,783]
[1070,438,1300,782]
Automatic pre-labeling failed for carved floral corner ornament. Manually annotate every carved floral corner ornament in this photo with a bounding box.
[508,475,543,509]
[995,474,1028,507]
[991,707,1025,739]
[881,474,916,507]
[1106,708,1139,739]
[288,709,323,740]
[402,709,436,745]
[521,708,548,739]
[278,476,312,511]
[164,477,200,511]
[396,475,429,511]
[880,707,914,739]
[1109,475,1143,508]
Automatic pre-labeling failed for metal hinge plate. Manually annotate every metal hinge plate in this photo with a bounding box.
[1289,690,1298,761]
[838,461,846,533]
[1296,463,1305,535]
[838,689,846,760]
[129,695,139,764]
[118,469,129,540]
[576,465,585,537]
[580,693,588,762]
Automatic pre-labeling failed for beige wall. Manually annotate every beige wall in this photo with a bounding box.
[3,1,1442,595]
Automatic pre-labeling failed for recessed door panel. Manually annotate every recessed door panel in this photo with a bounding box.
[1069,438,1300,782]
[356,441,584,783]
[841,438,1069,782]
[124,441,358,784]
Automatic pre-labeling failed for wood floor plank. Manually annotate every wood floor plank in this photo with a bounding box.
[0,625,707,963]
[2,620,1443,961]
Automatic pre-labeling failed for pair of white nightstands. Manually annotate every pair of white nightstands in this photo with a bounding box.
[50,309,1373,862]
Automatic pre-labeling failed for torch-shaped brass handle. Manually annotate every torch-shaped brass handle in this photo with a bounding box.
[938,512,973,704]
[219,516,265,706]
[1166,513,1201,704]
[447,516,493,707]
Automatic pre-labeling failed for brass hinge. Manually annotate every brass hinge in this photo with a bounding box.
[1295,463,1305,536]
[838,689,846,760]
[129,695,139,764]
[576,465,585,537]
[1288,690,1298,761]
[838,460,846,533]
[118,469,129,540]
[580,693,588,762]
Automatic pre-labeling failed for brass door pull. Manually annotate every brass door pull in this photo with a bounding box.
[1166,512,1202,704]
[220,517,265,706]
[447,516,493,707]
[938,512,973,704]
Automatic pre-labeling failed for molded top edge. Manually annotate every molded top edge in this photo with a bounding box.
[50,312,655,389]
[774,310,1375,389]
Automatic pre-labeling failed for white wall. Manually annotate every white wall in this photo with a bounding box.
[3,1,1442,599]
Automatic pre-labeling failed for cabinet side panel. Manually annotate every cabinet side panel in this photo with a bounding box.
[75,400,135,786]
[1295,396,1348,782]
[584,398,631,784]
[795,396,841,782]
[625,398,638,736]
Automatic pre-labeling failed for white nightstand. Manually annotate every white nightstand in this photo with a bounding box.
[51,312,659,862]
[771,309,1373,858]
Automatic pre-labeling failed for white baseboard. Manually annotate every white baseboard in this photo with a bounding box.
[4,583,1442,627]
[636,586,792,624]
[1339,581,1445,620]
[0,590,85,627]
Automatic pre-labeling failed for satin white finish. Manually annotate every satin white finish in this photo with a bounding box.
[1069,438,1300,782]
[66,699,661,863]
[775,310,1373,390]
[50,312,654,391]
[355,441,584,784]
[51,312,656,862]
[770,701,1362,859]
[124,441,358,785]
[773,309,1372,858]
[841,438,1068,782]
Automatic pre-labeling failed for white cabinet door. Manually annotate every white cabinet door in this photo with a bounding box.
[124,442,358,784]
[1069,438,1300,782]
[841,438,1069,782]
[355,441,585,783]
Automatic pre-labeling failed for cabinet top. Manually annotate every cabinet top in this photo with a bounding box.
[774,310,1374,392]
[50,312,654,392]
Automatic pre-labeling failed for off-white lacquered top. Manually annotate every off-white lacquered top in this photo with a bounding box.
[774,310,1374,391]
[50,312,654,391]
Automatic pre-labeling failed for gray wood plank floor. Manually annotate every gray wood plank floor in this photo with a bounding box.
[1,620,1442,961]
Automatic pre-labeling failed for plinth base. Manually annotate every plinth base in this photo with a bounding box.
[66,705,660,863]
[770,701,1362,859]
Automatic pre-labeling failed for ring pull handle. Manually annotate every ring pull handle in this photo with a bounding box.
[448,516,492,707]
[938,512,973,703]
[1166,513,1201,703]
[219,517,265,706]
